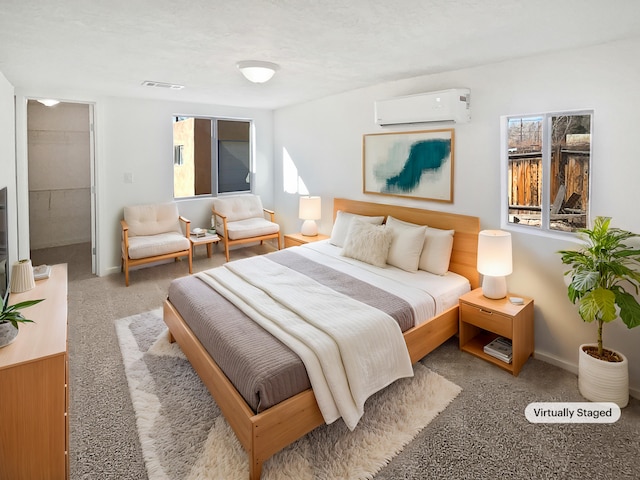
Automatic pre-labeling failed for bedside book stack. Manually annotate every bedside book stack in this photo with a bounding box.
[484,336,513,364]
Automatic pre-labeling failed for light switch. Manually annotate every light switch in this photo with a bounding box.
[124,172,134,184]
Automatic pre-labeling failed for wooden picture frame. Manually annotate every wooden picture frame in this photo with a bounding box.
[363,128,455,202]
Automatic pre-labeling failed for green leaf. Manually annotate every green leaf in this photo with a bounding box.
[578,288,617,323]
[615,290,640,329]
[0,298,44,326]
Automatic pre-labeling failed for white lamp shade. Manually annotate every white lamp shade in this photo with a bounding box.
[477,230,512,299]
[299,196,321,220]
[477,230,512,276]
[10,259,35,293]
[237,61,279,83]
[299,196,321,236]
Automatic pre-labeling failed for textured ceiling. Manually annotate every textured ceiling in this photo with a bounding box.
[1,0,640,109]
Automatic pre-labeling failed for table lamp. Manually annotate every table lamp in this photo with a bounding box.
[477,230,512,299]
[299,196,321,236]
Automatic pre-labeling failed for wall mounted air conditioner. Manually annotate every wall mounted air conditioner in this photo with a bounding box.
[374,88,471,126]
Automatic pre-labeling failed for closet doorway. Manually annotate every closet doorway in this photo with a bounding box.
[26,100,96,279]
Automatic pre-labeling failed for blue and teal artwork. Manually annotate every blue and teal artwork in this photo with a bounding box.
[364,130,453,202]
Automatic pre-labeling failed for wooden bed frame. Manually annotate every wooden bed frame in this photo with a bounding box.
[163,198,479,479]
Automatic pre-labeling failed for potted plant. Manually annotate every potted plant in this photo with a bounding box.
[558,216,640,407]
[0,297,44,348]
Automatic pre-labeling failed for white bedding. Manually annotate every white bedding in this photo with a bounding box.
[296,240,471,325]
[197,255,413,430]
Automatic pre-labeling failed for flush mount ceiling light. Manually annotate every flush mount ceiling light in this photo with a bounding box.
[37,99,60,107]
[236,61,279,83]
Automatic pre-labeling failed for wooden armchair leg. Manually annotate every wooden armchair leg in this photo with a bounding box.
[124,260,130,287]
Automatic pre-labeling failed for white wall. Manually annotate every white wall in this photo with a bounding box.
[14,92,274,276]
[273,37,640,396]
[0,72,17,268]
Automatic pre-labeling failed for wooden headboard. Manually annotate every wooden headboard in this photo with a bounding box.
[333,198,480,289]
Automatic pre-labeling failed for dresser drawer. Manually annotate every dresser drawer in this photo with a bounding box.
[460,302,512,338]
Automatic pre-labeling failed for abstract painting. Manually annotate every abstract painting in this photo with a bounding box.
[363,129,454,202]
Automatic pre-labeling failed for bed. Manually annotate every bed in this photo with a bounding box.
[163,198,480,479]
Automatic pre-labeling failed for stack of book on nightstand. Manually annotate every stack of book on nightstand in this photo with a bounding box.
[484,336,513,363]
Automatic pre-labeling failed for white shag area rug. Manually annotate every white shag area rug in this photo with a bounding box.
[115,309,461,480]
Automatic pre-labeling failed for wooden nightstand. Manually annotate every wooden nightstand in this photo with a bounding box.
[284,232,330,248]
[459,288,534,376]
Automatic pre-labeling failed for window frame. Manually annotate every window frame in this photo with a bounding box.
[500,109,593,239]
[172,115,254,199]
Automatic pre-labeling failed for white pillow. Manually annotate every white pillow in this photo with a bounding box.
[341,219,392,268]
[329,211,385,247]
[419,226,455,275]
[385,216,427,272]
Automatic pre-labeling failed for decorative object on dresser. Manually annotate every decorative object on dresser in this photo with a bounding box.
[477,230,513,299]
[0,295,44,348]
[0,264,68,479]
[459,288,534,376]
[558,216,640,408]
[33,264,52,280]
[284,232,330,248]
[9,258,36,293]
[299,196,322,236]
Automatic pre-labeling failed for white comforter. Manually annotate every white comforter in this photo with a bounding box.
[196,255,414,430]
[298,241,471,323]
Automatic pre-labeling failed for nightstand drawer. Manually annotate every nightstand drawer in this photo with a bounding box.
[459,302,512,338]
[284,236,304,248]
[284,233,330,248]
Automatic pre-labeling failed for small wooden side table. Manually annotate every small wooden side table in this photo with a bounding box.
[284,232,330,248]
[459,288,534,376]
[189,233,220,258]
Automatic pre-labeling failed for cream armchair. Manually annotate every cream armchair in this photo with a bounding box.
[121,202,192,286]
[211,194,281,262]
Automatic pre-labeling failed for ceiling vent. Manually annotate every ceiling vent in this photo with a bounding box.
[141,80,185,90]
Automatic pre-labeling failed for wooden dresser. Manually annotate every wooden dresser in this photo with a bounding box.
[0,264,68,480]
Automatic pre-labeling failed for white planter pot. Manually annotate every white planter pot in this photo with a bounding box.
[578,343,629,408]
[0,322,19,348]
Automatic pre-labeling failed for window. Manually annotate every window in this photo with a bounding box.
[172,117,252,198]
[502,111,592,234]
[173,145,184,166]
